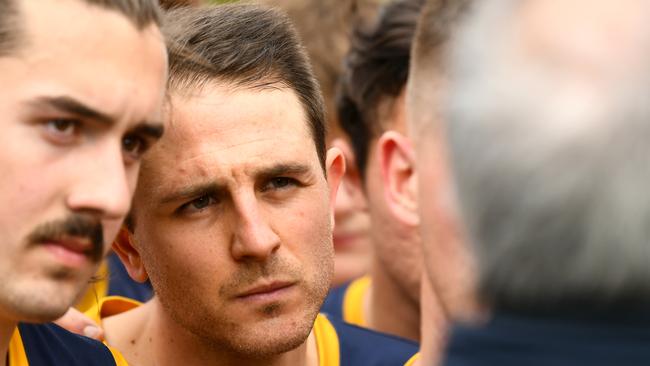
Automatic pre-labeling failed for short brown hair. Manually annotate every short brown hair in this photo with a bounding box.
[0,0,161,57]
[163,4,327,169]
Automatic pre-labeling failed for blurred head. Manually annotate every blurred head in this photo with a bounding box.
[115,4,345,358]
[406,0,477,321]
[261,0,379,286]
[447,0,650,314]
[338,0,424,306]
[0,0,166,323]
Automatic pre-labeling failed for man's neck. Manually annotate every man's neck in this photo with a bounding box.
[103,299,319,366]
[0,315,18,366]
[417,273,448,366]
[367,259,421,341]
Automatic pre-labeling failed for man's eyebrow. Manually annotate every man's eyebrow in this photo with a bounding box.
[159,182,225,205]
[255,163,313,180]
[131,122,165,139]
[26,96,115,125]
[26,95,164,138]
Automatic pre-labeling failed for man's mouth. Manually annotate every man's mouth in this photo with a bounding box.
[235,281,297,303]
[41,236,94,268]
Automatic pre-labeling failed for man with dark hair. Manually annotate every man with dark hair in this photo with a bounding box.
[322,0,436,344]
[0,0,167,364]
[88,4,418,366]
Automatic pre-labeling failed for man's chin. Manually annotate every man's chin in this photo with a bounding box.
[226,320,313,358]
[3,282,84,323]
[7,300,71,324]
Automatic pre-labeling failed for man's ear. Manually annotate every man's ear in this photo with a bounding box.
[112,227,149,283]
[378,130,419,227]
[324,144,346,222]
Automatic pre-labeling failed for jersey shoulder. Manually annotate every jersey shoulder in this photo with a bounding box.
[17,323,121,366]
[329,315,419,366]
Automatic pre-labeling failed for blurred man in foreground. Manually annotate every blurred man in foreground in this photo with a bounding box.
[0,0,167,364]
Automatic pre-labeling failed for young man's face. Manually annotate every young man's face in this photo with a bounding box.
[0,0,167,323]
[127,82,343,356]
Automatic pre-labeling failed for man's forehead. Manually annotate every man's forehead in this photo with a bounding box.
[8,0,167,126]
[166,84,312,141]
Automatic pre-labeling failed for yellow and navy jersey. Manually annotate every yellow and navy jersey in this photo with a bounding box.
[8,323,128,366]
[321,275,371,327]
[91,297,417,366]
[317,314,418,366]
[76,252,152,313]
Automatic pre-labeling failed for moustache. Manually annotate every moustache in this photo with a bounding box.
[26,214,104,263]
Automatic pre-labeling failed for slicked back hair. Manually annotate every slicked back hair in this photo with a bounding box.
[337,0,424,178]
[163,4,327,170]
[257,0,381,139]
[0,0,161,57]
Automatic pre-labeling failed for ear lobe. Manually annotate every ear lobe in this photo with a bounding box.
[378,131,419,227]
[112,227,149,283]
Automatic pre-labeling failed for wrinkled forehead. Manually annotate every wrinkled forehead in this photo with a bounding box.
[138,84,318,189]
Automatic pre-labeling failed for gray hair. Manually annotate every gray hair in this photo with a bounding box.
[447,0,650,313]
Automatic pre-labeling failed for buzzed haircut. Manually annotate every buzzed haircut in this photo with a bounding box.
[0,0,162,57]
[337,0,424,177]
[163,4,327,169]
[411,0,472,74]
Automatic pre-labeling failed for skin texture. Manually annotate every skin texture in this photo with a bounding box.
[108,82,344,366]
[0,0,167,360]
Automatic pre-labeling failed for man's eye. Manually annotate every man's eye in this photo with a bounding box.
[45,119,79,138]
[122,134,148,162]
[178,195,218,215]
[264,177,297,191]
[191,196,213,209]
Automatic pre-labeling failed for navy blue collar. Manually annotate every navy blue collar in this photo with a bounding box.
[442,312,650,366]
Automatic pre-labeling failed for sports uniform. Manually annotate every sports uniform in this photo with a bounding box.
[76,252,153,313]
[90,296,418,366]
[8,323,127,366]
[321,275,371,327]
